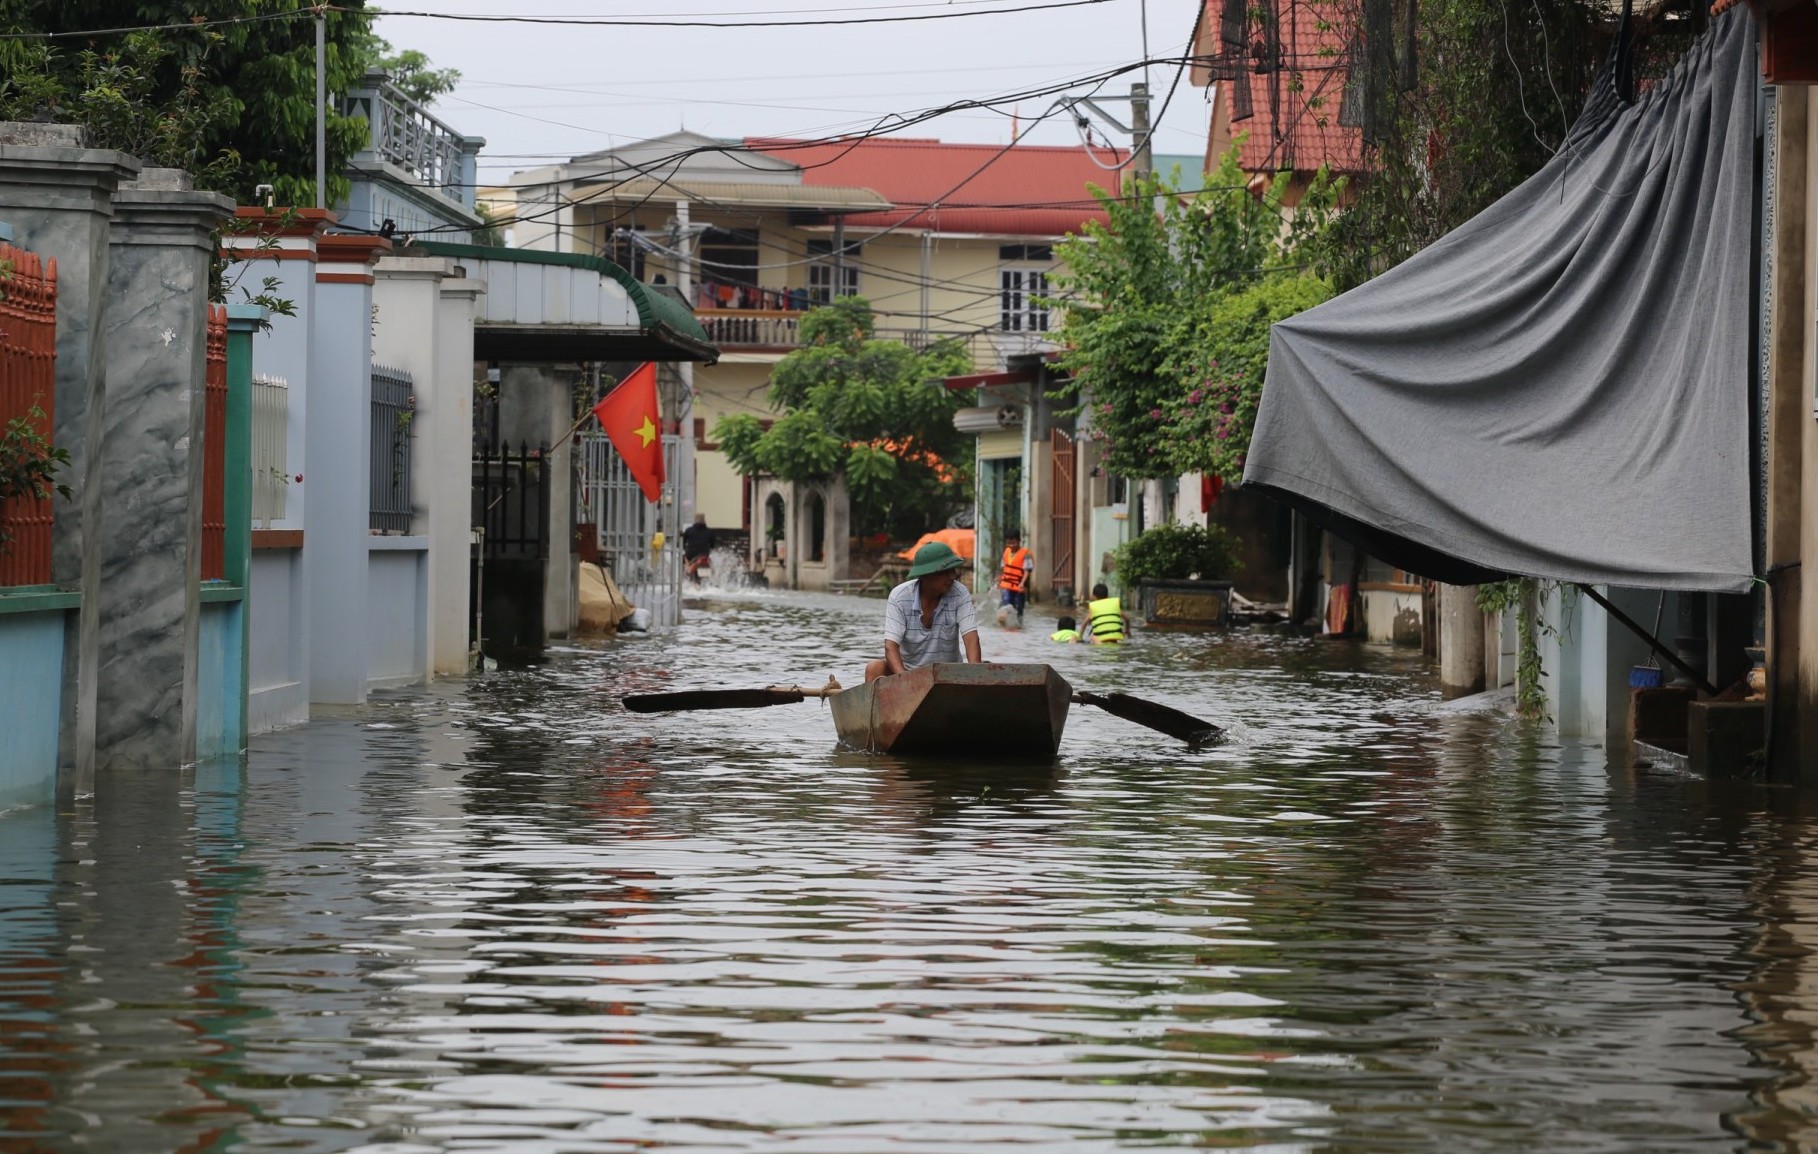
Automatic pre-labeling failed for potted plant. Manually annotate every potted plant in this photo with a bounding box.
[1110,522,1241,629]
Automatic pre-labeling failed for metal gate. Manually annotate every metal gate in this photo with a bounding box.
[578,429,683,628]
[1050,427,1075,601]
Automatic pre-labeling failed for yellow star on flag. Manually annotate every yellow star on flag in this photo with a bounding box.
[635,415,656,447]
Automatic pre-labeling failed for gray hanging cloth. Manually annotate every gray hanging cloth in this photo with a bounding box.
[1241,8,1760,592]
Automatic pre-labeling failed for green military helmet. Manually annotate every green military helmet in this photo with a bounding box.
[907,541,966,578]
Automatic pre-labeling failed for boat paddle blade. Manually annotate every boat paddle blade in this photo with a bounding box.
[623,688,807,713]
[1075,691,1224,748]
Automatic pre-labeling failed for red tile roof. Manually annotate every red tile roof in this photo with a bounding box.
[1198,0,1364,176]
[745,136,1132,236]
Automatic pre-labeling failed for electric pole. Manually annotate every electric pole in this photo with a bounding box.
[1130,82,1153,186]
[315,8,326,209]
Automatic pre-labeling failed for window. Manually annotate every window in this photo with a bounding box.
[807,238,860,303]
[700,227,761,287]
[1000,267,1050,332]
[998,244,1053,262]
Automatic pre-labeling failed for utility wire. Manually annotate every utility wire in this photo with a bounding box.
[0,9,308,39]
[396,55,1186,237]
[367,0,1116,30]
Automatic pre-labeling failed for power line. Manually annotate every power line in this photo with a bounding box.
[402,55,1185,238]
[0,9,306,40]
[368,0,1118,30]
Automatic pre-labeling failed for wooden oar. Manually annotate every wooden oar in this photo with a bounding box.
[1074,690,1224,749]
[625,679,1223,749]
[623,683,840,713]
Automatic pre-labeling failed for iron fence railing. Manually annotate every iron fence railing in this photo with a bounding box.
[201,305,228,580]
[370,363,415,534]
[578,429,682,628]
[0,241,57,587]
[473,440,550,561]
[251,374,289,527]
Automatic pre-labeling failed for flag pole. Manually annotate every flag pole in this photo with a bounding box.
[550,410,594,453]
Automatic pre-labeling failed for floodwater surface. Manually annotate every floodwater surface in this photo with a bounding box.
[5,589,1818,1153]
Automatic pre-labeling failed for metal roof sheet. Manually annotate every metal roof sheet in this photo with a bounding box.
[570,177,891,213]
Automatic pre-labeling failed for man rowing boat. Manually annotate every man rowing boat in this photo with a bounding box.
[864,540,983,683]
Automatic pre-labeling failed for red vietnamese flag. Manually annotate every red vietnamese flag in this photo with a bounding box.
[592,363,664,502]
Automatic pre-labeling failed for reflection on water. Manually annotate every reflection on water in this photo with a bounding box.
[4,590,1818,1151]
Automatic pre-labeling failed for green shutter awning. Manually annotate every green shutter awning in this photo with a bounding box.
[412,241,718,364]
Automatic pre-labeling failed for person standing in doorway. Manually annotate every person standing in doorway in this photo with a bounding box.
[997,530,1033,627]
[866,541,983,682]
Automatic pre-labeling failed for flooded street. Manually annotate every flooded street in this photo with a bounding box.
[7,589,1818,1152]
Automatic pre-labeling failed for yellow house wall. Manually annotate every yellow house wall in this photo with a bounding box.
[554,195,1080,560]
[564,194,1069,370]
[691,360,774,531]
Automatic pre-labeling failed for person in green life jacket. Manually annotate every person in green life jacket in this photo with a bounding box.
[1050,615,1082,643]
[1085,582,1129,644]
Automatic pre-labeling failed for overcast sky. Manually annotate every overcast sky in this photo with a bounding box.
[372,0,1210,182]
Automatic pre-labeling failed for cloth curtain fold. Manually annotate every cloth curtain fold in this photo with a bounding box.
[1242,10,1759,592]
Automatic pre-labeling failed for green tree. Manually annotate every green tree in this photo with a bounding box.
[354,36,460,105]
[714,297,975,541]
[0,1,401,207]
[1324,0,1696,290]
[1052,149,1337,482]
[1160,274,1334,481]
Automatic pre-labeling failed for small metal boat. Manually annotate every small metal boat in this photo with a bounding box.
[826,662,1073,758]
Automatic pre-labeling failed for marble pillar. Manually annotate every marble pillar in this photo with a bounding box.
[0,124,140,798]
[95,170,234,772]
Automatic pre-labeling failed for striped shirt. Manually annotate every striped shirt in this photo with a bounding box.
[883,578,979,669]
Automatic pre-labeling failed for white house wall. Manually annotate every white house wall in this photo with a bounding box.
[433,277,483,675]
[239,237,317,733]
[368,255,446,690]
[306,239,386,705]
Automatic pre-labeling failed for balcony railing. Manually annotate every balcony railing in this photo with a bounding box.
[697,308,991,366]
[345,72,483,209]
[700,309,800,349]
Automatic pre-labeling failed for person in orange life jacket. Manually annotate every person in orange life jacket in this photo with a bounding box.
[997,530,1033,625]
[1085,582,1129,644]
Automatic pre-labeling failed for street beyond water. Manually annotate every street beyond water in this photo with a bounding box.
[5,589,1818,1152]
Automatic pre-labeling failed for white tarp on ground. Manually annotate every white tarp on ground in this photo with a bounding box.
[1242,10,1758,592]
